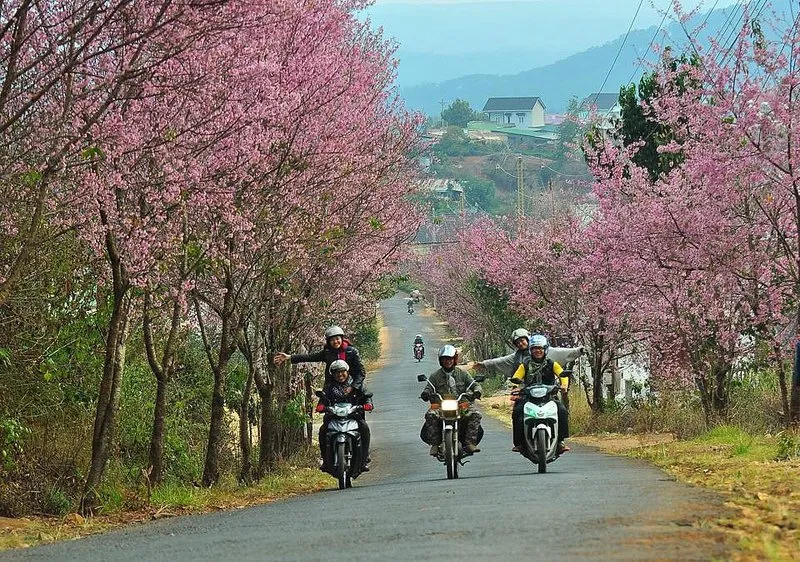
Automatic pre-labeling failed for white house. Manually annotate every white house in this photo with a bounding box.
[482,97,546,128]
[579,92,622,128]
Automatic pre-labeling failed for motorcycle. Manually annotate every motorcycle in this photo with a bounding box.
[407,303,415,314]
[417,373,485,479]
[512,375,565,473]
[413,343,425,362]
[315,391,372,489]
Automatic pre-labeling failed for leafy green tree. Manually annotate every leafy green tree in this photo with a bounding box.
[615,50,701,181]
[462,178,496,211]
[442,98,479,127]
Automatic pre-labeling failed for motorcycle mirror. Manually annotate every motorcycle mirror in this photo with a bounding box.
[314,390,324,398]
[416,374,426,382]
[473,375,486,382]
[363,392,374,398]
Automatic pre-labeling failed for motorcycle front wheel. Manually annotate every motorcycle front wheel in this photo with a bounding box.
[336,441,348,489]
[444,428,455,479]
[535,429,547,474]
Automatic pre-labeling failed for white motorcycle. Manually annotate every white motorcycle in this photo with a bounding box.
[514,382,562,473]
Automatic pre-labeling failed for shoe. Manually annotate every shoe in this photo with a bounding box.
[360,464,370,472]
[429,444,440,456]
[463,443,480,454]
[511,446,522,453]
[557,442,571,455]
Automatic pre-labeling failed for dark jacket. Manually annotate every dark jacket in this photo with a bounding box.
[421,367,482,401]
[290,340,366,387]
[321,376,372,407]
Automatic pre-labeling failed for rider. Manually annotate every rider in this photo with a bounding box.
[273,325,370,467]
[318,359,373,472]
[472,328,531,378]
[413,334,425,356]
[274,325,366,387]
[407,299,415,313]
[509,334,570,455]
[420,345,483,456]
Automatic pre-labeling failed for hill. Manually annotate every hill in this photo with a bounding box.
[398,4,782,114]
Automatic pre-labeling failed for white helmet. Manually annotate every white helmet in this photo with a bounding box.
[529,334,549,350]
[329,359,349,374]
[510,328,530,344]
[324,325,345,340]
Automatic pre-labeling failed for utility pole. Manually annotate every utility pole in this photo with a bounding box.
[439,99,447,127]
[516,156,525,219]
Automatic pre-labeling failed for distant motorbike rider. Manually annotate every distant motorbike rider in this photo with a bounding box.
[318,360,373,472]
[413,334,425,357]
[407,299,415,313]
[274,325,366,387]
[420,345,483,456]
[510,335,570,454]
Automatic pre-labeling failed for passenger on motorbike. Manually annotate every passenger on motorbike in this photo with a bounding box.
[274,325,366,387]
[472,328,531,377]
[318,359,373,472]
[420,345,483,456]
[510,335,570,454]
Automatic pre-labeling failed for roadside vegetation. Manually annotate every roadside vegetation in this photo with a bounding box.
[0,0,418,545]
[413,5,800,561]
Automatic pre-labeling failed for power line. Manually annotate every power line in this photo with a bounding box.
[625,0,673,88]
[593,0,646,105]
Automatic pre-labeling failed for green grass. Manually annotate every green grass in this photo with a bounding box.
[150,482,200,508]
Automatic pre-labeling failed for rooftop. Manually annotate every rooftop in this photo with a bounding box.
[580,93,620,111]
[482,97,545,112]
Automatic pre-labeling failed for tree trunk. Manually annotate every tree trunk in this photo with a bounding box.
[144,295,182,487]
[202,361,228,487]
[304,370,313,446]
[257,383,276,477]
[82,291,132,513]
[148,374,168,486]
[239,368,254,483]
[773,344,790,427]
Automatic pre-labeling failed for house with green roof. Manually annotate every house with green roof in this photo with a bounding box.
[482,97,546,128]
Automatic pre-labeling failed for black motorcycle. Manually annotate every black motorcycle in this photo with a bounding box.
[315,391,372,489]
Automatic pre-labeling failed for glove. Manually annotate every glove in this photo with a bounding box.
[420,392,430,402]
[363,403,373,411]
[473,390,482,400]
[315,403,326,413]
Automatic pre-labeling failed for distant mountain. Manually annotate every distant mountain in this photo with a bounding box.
[397,4,784,114]
[364,0,685,88]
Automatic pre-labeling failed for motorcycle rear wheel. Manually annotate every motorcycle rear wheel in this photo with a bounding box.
[535,429,547,474]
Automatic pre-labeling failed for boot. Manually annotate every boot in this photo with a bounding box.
[463,442,480,454]
[429,444,440,456]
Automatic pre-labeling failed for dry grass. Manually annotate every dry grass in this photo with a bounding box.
[0,462,333,552]
[483,391,800,561]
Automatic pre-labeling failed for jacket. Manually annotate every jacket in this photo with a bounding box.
[322,376,372,407]
[290,340,366,387]
[421,366,481,401]
[511,358,565,387]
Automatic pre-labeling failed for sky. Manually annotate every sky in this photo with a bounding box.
[368,0,743,54]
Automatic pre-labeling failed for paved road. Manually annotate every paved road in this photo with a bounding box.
[2,295,730,561]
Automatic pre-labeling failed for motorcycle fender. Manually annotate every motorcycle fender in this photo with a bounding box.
[336,434,347,443]
[534,423,553,439]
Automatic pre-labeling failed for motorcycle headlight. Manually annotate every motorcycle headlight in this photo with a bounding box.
[440,399,459,411]
[332,404,350,416]
[529,386,548,399]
